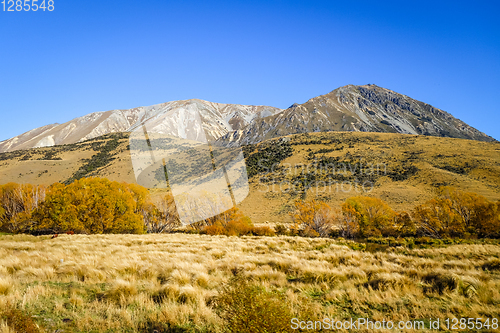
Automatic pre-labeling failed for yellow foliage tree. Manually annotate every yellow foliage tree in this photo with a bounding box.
[438,187,500,237]
[414,187,500,238]
[34,178,145,234]
[393,211,416,237]
[291,199,334,237]
[413,197,462,238]
[342,196,396,237]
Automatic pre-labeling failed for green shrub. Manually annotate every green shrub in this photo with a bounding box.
[415,237,431,245]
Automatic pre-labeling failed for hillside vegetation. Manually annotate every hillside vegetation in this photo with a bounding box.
[241,131,500,222]
[0,131,499,223]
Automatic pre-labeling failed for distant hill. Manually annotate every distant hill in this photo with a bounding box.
[0,131,498,223]
[220,84,496,146]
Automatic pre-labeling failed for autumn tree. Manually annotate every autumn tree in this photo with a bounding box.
[126,183,150,214]
[33,178,145,234]
[0,183,46,233]
[336,205,360,239]
[413,187,500,238]
[393,211,416,237]
[142,193,181,233]
[342,196,396,237]
[413,197,461,238]
[438,187,500,237]
[291,199,334,237]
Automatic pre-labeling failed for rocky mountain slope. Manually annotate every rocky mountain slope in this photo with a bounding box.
[1,84,495,153]
[0,100,282,153]
[220,84,496,145]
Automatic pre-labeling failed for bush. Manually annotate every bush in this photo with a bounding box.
[200,208,254,237]
[203,225,226,236]
[251,226,276,237]
[415,237,431,245]
[422,272,459,295]
[226,220,253,236]
[274,224,289,235]
[214,277,294,333]
[0,307,41,333]
[300,226,320,238]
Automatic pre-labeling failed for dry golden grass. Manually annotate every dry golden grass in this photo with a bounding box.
[0,233,499,332]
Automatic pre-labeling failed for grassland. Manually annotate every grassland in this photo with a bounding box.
[1,233,500,332]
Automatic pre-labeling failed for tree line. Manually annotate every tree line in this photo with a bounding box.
[0,178,274,236]
[0,178,498,240]
[290,187,500,239]
[0,178,180,235]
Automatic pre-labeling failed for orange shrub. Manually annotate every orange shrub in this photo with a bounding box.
[204,225,226,236]
[200,207,254,237]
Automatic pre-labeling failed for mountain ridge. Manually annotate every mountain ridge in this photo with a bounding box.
[0,99,282,153]
[218,84,495,146]
[1,84,495,153]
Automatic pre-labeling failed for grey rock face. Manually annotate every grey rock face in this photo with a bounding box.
[218,84,495,146]
[0,100,283,153]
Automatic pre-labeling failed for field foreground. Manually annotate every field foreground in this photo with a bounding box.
[0,234,500,332]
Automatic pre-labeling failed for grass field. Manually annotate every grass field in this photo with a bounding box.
[1,233,500,332]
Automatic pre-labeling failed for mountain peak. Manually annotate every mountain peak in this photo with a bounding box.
[218,84,496,146]
[0,85,495,153]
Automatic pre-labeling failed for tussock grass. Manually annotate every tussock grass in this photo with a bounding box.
[0,233,499,332]
[0,278,13,296]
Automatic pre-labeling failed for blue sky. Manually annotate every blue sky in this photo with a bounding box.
[0,0,499,141]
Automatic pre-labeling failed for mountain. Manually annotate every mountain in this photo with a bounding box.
[0,100,282,153]
[1,84,495,153]
[219,84,496,146]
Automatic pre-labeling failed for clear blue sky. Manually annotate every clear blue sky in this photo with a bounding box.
[1,0,499,141]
